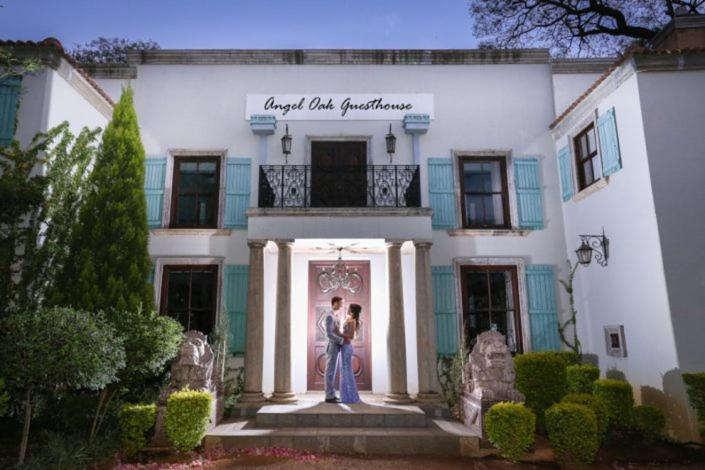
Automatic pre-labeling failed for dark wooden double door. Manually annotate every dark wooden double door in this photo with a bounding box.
[310,141,367,207]
[307,260,372,391]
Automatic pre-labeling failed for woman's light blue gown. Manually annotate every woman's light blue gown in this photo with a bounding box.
[339,320,360,404]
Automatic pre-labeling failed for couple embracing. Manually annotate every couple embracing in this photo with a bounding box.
[323,296,362,404]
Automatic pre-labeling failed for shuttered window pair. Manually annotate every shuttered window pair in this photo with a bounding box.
[558,107,622,202]
[428,156,543,230]
[431,264,561,355]
[143,157,251,229]
[0,76,22,146]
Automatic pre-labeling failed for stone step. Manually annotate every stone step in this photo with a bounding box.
[204,419,481,457]
[255,402,429,428]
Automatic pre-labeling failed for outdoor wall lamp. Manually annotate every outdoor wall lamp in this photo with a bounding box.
[385,123,397,163]
[575,229,609,267]
[281,124,292,163]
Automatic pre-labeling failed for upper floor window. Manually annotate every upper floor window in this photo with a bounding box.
[573,124,600,190]
[458,156,510,229]
[171,157,220,228]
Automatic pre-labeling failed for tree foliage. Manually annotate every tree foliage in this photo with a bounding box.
[52,87,154,312]
[0,123,99,316]
[469,0,705,56]
[0,46,41,80]
[0,307,125,463]
[69,37,160,64]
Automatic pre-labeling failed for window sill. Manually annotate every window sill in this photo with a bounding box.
[150,228,233,236]
[447,228,531,237]
[572,177,609,203]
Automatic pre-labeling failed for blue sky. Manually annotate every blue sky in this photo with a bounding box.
[0,0,477,50]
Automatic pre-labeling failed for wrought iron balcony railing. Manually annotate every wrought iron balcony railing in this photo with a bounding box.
[258,164,421,208]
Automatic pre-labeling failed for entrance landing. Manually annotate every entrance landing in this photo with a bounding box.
[205,393,480,456]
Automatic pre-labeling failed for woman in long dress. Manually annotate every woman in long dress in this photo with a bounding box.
[339,303,362,404]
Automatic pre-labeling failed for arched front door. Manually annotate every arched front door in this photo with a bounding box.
[307,260,372,391]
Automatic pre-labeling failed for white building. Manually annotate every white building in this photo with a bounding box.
[2,16,704,440]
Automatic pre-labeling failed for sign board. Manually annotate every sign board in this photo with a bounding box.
[245,94,434,121]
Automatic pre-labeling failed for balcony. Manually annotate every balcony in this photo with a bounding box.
[258,165,421,208]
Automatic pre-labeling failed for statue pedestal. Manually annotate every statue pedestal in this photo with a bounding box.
[461,393,504,439]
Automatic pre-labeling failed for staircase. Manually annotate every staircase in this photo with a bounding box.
[204,394,480,456]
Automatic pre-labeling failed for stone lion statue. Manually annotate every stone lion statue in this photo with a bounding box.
[464,330,524,402]
[168,330,215,393]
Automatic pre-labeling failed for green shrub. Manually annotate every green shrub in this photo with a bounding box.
[545,402,600,465]
[562,393,608,441]
[632,405,665,442]
[593,379,634,428]
[0,378,9,417]
[165,389,212,452]
[514,352,568,428]
[484,402,536,463]
[683,373,705,438]
[566,364,600,394]
[546,351,580,367]
[119,403,157,456]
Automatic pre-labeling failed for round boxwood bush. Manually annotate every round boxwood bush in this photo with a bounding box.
[545,402,600,465]
[485,402,536,463]
[547,351,581,368]
[514,352,568,428]
[119,403,157,456]
[566,364,600,394]
[632,405,665,441]
[593,379,634,428]
[165,389,212,452]
[562,393,608,442]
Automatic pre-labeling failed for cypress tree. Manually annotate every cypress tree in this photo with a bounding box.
[54,87,153,312]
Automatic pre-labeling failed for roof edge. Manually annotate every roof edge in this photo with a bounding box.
[551,58,614,74]
[126,48,551,65]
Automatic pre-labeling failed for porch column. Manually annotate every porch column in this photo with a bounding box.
[239,240,267,403]
[414,241,443,403]
[385,240,413,403]
[271,239,297,403]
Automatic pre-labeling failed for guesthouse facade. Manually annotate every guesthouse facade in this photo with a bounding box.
[2,17,704,439]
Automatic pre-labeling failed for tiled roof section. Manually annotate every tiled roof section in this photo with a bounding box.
[550,46,705,129]
[0,37,114,107]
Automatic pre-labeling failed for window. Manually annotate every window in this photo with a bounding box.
[461,266,522,353]
[458,156,510,229]
[160,265,218,335]
[171,157,220,228]
[573,124,600,190]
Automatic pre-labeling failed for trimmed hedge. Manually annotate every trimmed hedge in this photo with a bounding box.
[593,379,634,428]
[632,405,665,442]
[545,402,600,465]
[548,351,581,368]
[119,403,157,456]
[562,393,608,442]
[165,389,212,452]
[485,402,536,463]
[514,352,568,428]
[683,373,705,438]
[566,364,600,394]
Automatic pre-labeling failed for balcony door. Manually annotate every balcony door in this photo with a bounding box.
[310,141,367,207]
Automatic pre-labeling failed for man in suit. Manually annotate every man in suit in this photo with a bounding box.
[324,296,345,403]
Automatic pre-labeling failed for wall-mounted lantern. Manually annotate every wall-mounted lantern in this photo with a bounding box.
[281,124,292,163]
[575,229,609,267]
[385,123,397,163]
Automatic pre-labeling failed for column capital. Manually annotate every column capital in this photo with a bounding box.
[247,239,268,249]
[385,239,406,248]
[274,239,295,248]
[413,240,433,249]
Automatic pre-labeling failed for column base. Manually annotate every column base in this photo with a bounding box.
[269,391,298,404]
[414,392,444,404]
[238,391,267,403]
[384,392,415,404]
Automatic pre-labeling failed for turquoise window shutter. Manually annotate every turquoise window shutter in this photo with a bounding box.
[144,158,166,228]
[0,76,22,146]
[557,146,574,202]
[428,158,457,229]
[224,158,251,229]
[514,158,544,229]
[224,265,249,354]
[597,107,622,177]
[432,266,459,355]
[526,265,561,351]
[147,263,155,284]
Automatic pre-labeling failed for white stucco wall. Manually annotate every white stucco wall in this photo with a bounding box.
[552,69,692,438]
[551,72,602,117]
